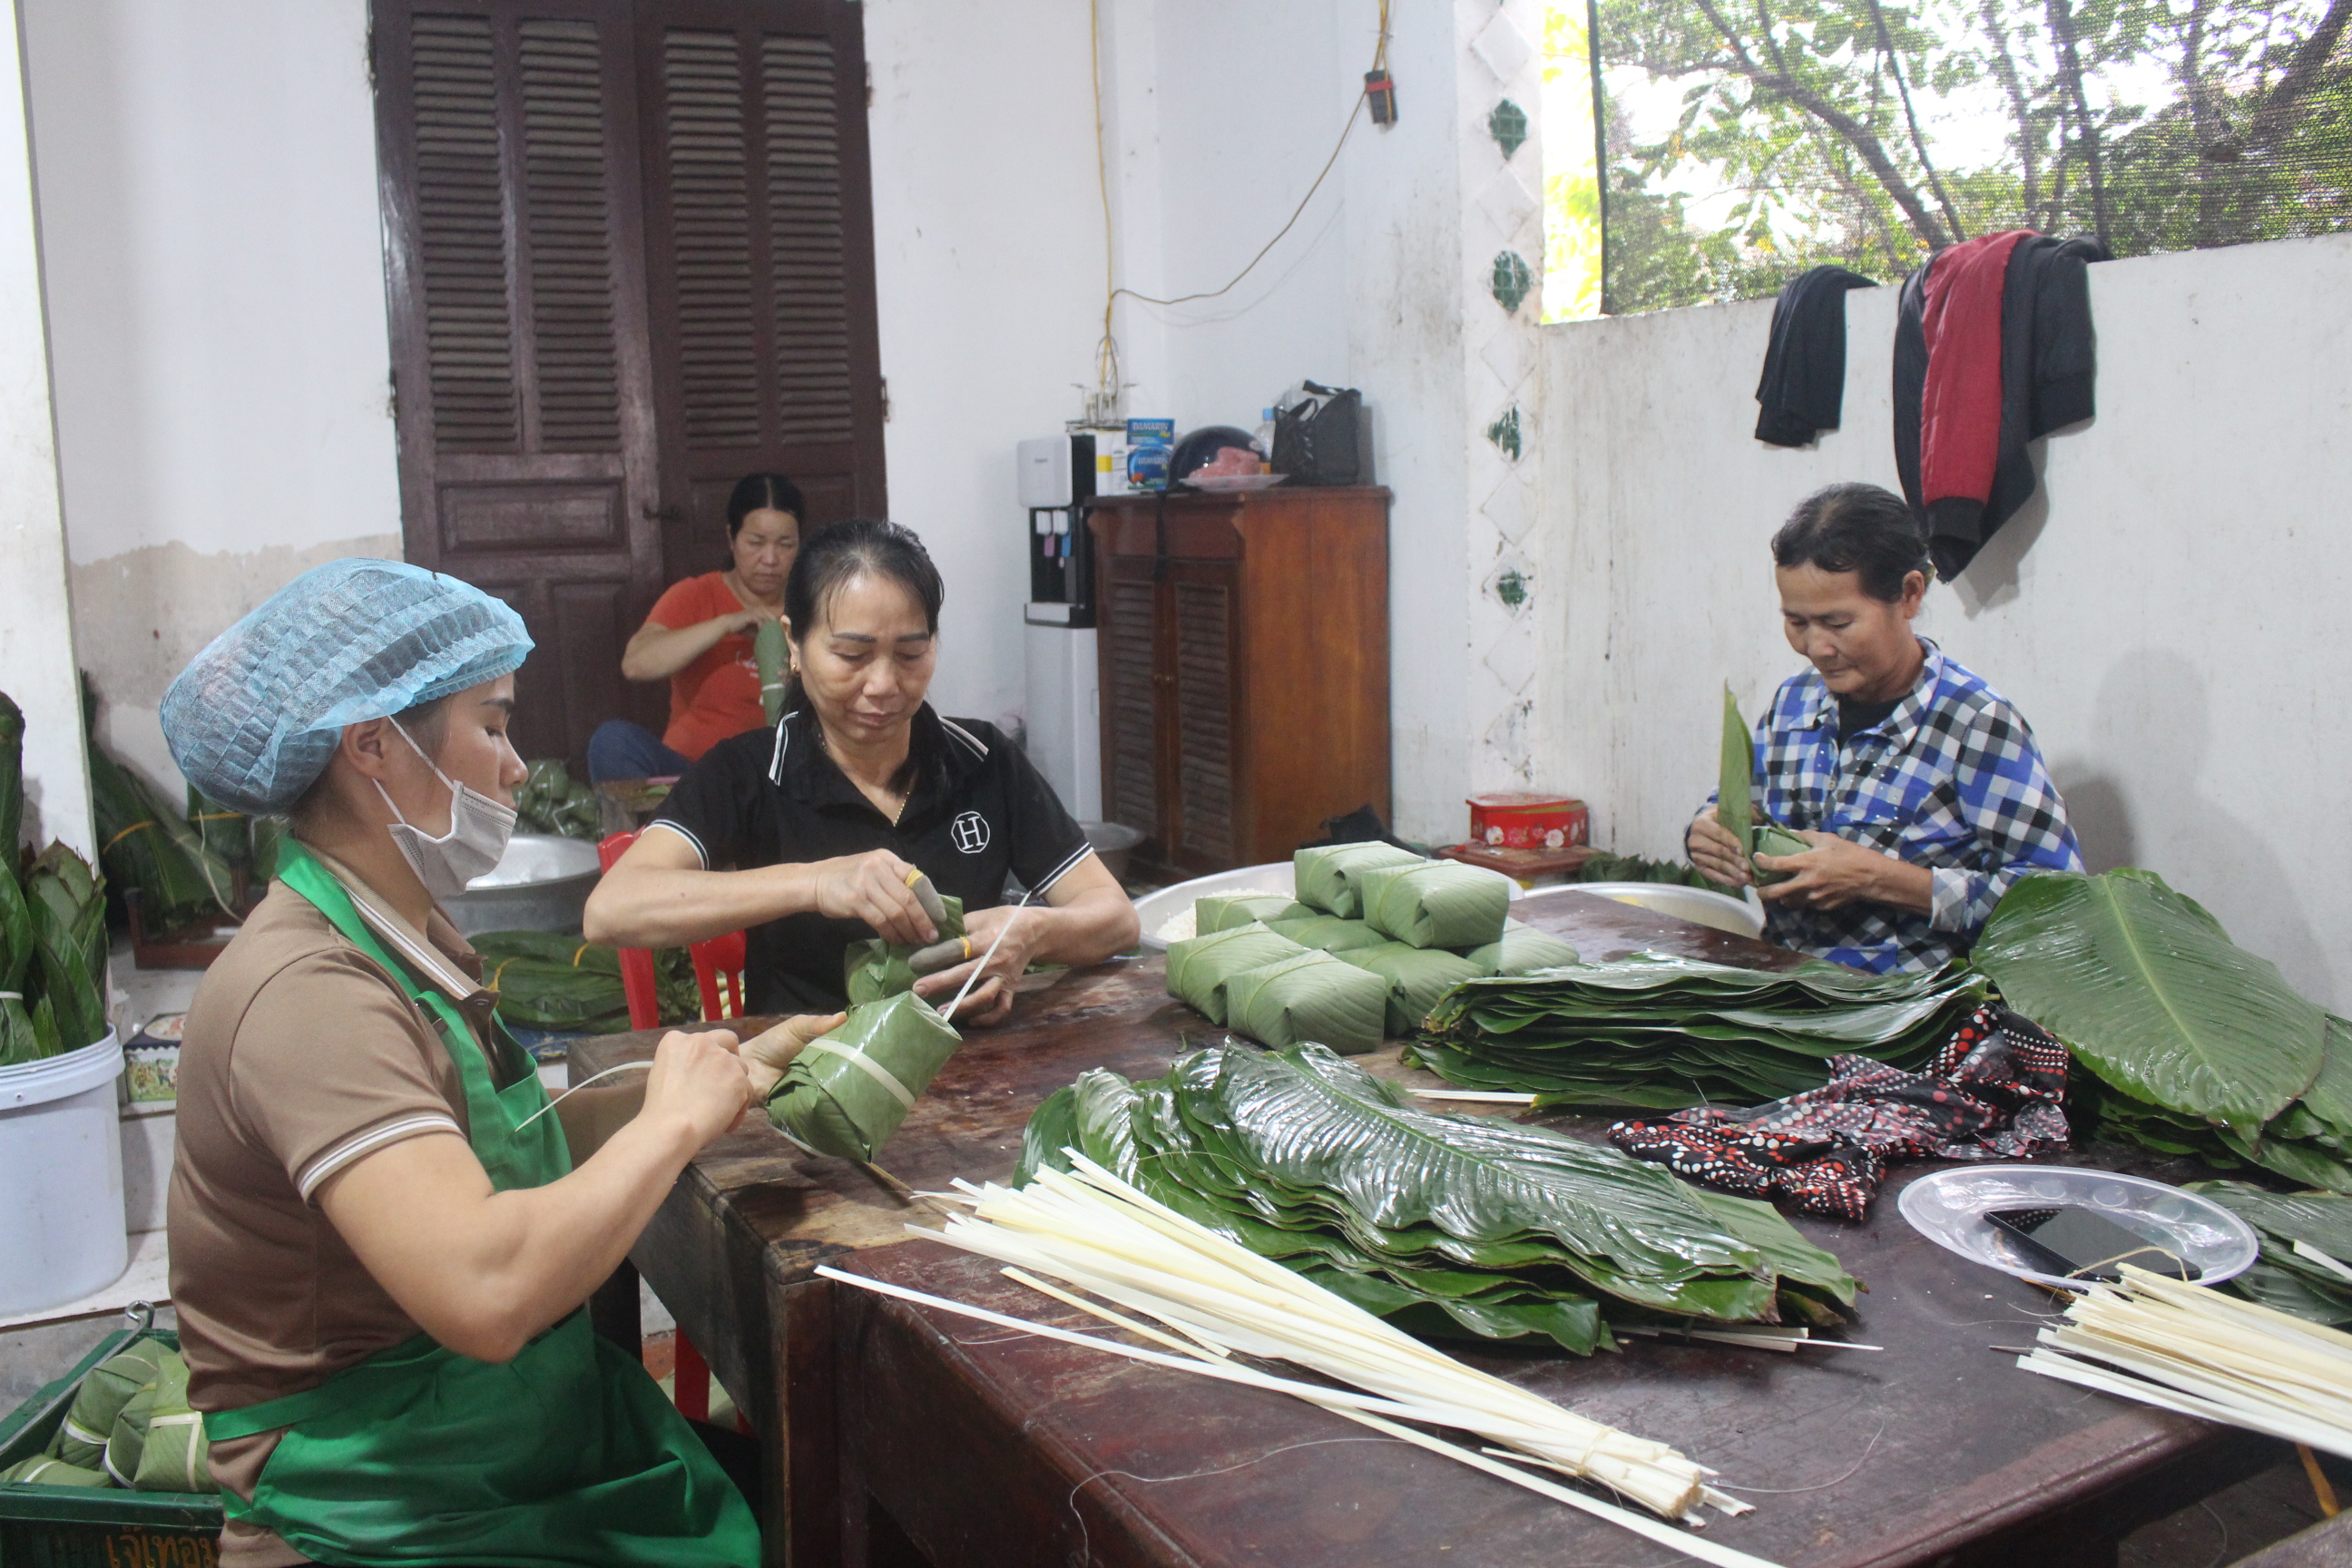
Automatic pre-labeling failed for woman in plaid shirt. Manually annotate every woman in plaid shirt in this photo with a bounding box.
[1687,483,2083,973]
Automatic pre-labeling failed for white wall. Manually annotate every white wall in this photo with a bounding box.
[860,0,1108,732]
[1542,232,2352,1009]
[0,0,88,858]
[23,0,402,796]
[1101,0,1481,842]
[872,0,1485,842]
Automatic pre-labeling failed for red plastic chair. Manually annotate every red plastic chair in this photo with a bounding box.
[596,832,662,1031]
[597,831,749,1025]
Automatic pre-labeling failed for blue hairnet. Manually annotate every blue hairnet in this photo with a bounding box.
[161,559,534,815]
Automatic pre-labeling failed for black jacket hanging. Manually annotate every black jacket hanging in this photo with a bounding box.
[1753,265,1877,447]
[1894,233,2104,578]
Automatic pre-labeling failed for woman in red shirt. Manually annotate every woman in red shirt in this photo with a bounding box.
[589,474,802,781]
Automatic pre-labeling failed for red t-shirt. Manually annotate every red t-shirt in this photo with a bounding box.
[644,573,765,760]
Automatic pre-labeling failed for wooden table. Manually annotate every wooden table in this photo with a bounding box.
[573,889,2277,1568]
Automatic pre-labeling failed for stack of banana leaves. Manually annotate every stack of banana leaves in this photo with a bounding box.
[472,931,700,1033]
[1972,868,2352,1191]
[2186,1181,2352,1326]
[85,722,236,934]
[1016,1043,1859,1354]
[1409,954,1991,1110]
[1,692,112,1064]
[514,760,600,840]
[1568,853,1717,890]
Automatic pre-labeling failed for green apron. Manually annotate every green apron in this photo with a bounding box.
[202,843,759,1567]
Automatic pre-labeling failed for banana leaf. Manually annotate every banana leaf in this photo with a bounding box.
[127,1350,210,1493]
[1015,1044,1856,1353]
[1718,683,1755,852]
[1411,953,1990,1109]
[1292,841,1424,918]
[1973,868,2325,1138]
[49,1338,169,1470]
[1573,852,1715,890]
[186,787,251,869]
[1195,893,1308,934]
[1263,914,1385,952]
[1165,922,1308,1024]
[514,760,600,840]
[1749,823,1809,885]
[0,690,22,861]
[2186,1181,2352,1325]
[1336,941,1487,1037]
[1357,861,1510,950]
[1465,921,1578,977]
[766,990,961,1161]
[86,735,233,931]
[1223,949,1389,1054]
[26,844,107,1054]
[755,618,789,727]
[0,1456,110,1487]
[0,847,33,992]
[845,895,966,1005]
[472,930,702,1031]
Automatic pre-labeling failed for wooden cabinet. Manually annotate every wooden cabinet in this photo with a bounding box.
[1088,486,1390,879]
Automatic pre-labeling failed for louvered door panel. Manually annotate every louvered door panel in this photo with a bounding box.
[378,0,663,768]
[1171,579,1235,864]
[762,35,853,440]
[1102,573,1159,834]
[641,0,885,589]
[661,30,761,446]
[521,19,625,449]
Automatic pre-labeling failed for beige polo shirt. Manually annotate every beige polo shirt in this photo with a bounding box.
[168,851,517,1567]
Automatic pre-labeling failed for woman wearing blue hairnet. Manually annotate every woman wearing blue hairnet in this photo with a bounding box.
[158,560,828,1568]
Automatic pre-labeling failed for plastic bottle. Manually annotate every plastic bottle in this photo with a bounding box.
[1255,408,1278,472]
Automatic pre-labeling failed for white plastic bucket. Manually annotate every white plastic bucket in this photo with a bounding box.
[0,1030,129,1316]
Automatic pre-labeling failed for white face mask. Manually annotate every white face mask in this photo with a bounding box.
[373,718,517,901]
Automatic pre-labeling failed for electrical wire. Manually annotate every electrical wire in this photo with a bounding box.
[1086,0,1391,414]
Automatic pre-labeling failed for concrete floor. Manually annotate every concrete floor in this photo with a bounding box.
[2121,1452,2342,1567]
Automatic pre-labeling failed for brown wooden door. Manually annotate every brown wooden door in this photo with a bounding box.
[374,0,886,769]
[637,0,887,585]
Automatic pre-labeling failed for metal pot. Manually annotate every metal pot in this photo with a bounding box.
[444,833,603,936]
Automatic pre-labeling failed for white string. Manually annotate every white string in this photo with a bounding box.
[514,1061,652,1131]
[940,886,1036,1024]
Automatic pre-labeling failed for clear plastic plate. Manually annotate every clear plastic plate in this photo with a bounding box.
[1896,1163,2259,1290]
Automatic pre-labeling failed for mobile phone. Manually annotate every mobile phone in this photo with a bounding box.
[1984,1205,2200,1283]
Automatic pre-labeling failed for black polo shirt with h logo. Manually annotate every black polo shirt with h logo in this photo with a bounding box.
[649,705,1095,1014]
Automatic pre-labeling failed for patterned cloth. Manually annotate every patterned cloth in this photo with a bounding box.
[1709,638,2083,973]
[1607,1003,2072,1220]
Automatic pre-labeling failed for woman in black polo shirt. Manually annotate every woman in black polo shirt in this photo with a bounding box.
[585,518,1139,1024]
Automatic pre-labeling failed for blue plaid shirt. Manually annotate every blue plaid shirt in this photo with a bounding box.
[1712,640,2082,973]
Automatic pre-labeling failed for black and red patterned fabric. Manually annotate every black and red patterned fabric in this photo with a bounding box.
[1607,1002,2069,1220]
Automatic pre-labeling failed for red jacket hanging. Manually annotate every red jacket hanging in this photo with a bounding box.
[1893,230,2103,578]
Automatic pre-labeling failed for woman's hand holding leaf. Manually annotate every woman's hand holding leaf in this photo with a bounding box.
[1755,831,1932,914]
[738,1013,846,1099]
[812,848,936,946]
[1684,806,1752,889]
[913,904,1034,1027]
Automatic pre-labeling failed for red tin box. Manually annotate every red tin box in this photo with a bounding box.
[1466,792,1588,851]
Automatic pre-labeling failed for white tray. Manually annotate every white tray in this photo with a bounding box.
[1896,1163,2258,1291]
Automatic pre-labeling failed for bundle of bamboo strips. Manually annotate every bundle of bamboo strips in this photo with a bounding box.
[820,1152,1786,1568]
[2018,1264,2352,1457]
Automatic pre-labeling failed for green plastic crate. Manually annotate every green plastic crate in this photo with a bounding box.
[0,1323,222,1568]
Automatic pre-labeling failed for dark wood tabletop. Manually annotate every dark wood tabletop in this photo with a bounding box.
[573,887,2278,1568]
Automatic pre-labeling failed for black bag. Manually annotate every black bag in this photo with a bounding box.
[1271,381,1367,486]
